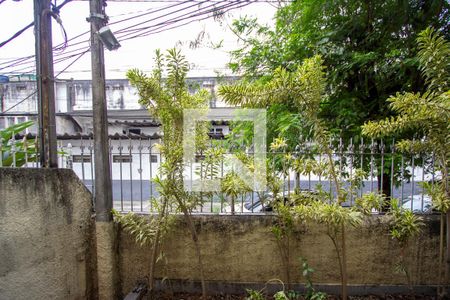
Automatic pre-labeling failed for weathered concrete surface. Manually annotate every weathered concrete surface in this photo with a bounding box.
[96,221,120,300]
[119,214,440,295]
[0,168,97,300]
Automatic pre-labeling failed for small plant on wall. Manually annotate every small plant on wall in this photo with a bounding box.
[386,199,423,293]
[114,48,211,299]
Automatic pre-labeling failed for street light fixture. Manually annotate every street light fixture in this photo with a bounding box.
[97,26,120,51]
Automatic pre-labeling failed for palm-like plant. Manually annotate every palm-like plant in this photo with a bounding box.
[362,27,449,295]
[123,48,210,298]
[1,121,36,167]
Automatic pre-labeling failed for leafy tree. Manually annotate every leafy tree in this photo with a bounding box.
[220,55,364,300]
[124,49,210,298]
[362,27,449,297]
[227,0,449,197]
[230,0,448,133]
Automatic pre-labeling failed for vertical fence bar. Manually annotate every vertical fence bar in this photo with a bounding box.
[128,136,133,211]
[411,148,415,211]
[210,155,214,214]
[340,137,346,203]
[220,158,224,213]
[370,139,375,192]
[390,140,395,200]
[359,138,365,197]
[118,137,124,211]
[348,138,354,205]
[338,136,344,181]
[108,138,113,207]
[200,153,204,213]
[23,136,28,166]
[80,137,86,183]
[401,154,405,208]
[138,138,143,212]
[11,132,16,167]
[294,145,300,190]
[149,141,153,211]
[89,137,94,195]
[283,150,286,198]
[431,152,435,184]
[380,139,385,196]
[421,152,425,211]
[210,139,214,213]
[66,143,73,169]
[317,151,321,188]
[57,140,62,167]
[34,136,39,168]
[328,137,333,197]
[0,137,3,168]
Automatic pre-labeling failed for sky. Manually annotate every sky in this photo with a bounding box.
[0,0,277,79]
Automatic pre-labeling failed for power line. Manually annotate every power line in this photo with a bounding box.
[116,0,232,38]
[0,0,186,70]
[117,0,250,41]
[113,0,205,34]
[0,22,34,49]
[0,0,73,49]
[0,0,265,75]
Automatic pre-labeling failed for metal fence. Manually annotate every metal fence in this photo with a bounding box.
[1,135,442,214]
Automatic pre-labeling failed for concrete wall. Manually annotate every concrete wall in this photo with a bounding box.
[0,168,97,300]
[119,214,440,295]
[0,167,441,297]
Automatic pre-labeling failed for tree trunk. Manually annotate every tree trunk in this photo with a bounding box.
[148,197,169,299]
[438,213,445,298]
[378,172,392,212]
[341,224,348,300]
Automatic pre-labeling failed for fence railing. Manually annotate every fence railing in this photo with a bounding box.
[1,135,442,214]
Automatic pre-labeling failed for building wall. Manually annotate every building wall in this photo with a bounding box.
[0,77,238,115]
[119,214,440,294]
[0,168,97,300]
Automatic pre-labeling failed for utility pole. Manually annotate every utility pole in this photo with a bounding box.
[88,1,118,299]
[89,0,113,222]
[34,0,58,168]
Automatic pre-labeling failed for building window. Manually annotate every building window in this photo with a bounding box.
[112,85,124,90]
[113,154,132,163]
[16,85,27,91]
[215,128,223,133]
[150,155,158,163]
[73,155,92,163]
[7,117,15,127]
[5,116,30,133]
[128,128,141,135]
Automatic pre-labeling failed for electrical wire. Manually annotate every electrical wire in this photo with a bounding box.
[1,0,266,75]
[0,0,73,49]
[117,0,251,41]
[0,0,186,70]
[0,22,34,49]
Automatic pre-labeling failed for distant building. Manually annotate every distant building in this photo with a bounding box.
[0,77,236,201]
[0,77,238,135]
